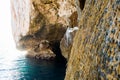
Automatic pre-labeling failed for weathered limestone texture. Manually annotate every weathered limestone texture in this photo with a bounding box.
[60,0,84,60]
[11,0,77,59]
[26,40,56,60]
[65,0,120,80]
[57,0,77,26]
[11,0,30,45]
[11,0,120,79]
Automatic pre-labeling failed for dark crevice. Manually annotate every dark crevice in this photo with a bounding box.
[79,0,86,10]
[50,41,67,63]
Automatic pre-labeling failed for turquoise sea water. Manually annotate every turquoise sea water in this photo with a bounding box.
[0,52,66,80]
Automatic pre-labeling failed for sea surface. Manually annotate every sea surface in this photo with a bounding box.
[0,51,66,80]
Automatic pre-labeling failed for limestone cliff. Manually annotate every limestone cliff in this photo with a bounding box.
[65,0,120,80]
[11,0,77,59]
[11,0,120,79]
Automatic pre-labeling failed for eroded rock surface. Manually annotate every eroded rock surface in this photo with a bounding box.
[11,0,77,59]
[11,0,30,44]
[60,27,79,60]
[26,40,56,60]
[65,0,120,80]
[11,0,120,79]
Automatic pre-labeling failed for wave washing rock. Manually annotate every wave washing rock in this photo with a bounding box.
[11,0,77,59]
[65,0,120,80]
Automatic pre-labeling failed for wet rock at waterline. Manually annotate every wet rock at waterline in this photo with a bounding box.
[16,24,66,59]
[27,40,56,59]
[26,49,56,60]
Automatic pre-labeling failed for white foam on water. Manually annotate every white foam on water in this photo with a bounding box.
[0,0,27,66]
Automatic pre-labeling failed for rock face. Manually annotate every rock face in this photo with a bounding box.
[11,0,30,44]
[11,0,77,59]
[60,27,79,60]
[11,0,120,79]
[65,0,120,80]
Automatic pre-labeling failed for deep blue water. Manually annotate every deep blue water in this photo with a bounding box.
[0,52,66,80]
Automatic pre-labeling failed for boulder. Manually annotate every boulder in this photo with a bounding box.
[26,50,55,60]
[26,40,56,60]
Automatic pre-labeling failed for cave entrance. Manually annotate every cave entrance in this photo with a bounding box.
[50,41,67,63]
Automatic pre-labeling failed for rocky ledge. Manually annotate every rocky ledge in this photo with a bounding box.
[26,40,56,60]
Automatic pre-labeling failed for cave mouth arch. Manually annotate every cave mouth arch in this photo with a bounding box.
[50,41,67,62]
